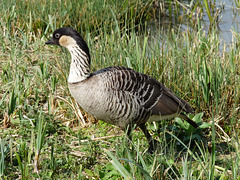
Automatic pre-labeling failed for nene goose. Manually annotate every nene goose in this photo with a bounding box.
[46,27,198,153]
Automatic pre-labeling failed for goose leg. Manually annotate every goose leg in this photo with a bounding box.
[139,124,159,153]
[124,125,136,152]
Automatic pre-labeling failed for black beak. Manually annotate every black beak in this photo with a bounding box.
[45,38,55,45]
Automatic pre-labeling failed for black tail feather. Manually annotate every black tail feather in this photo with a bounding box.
[180,113,199,128]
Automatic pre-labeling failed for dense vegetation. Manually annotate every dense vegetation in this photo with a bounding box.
[0,0,239,179]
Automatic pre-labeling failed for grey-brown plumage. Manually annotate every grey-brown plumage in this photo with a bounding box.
[46,27,199,153]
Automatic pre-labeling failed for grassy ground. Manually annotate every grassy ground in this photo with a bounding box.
[0,0,240,179]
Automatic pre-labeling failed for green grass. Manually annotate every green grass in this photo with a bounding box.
[0,0,240,179]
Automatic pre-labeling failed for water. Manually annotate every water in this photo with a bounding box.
[206,0,240,45]
[149,0,240,49]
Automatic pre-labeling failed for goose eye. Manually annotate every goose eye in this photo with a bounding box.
[55,33,60,38]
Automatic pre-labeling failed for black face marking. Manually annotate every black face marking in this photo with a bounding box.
[46,27,91,62]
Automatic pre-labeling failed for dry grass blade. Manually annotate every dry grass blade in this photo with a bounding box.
[71,134,124,146]
[55,95,87,126]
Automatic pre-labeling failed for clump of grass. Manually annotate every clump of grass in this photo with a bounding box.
[0,0,155,38]
[0,138,8,178]
[34,112,47,175]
